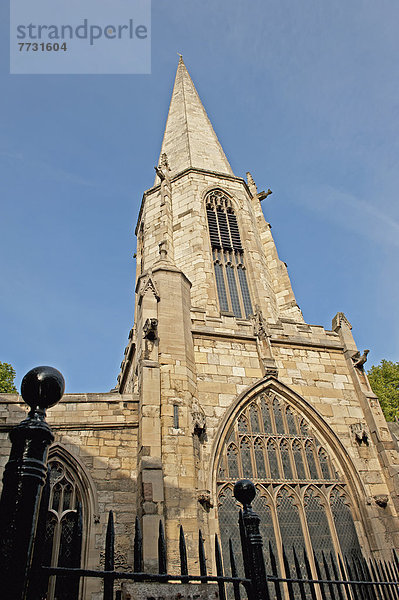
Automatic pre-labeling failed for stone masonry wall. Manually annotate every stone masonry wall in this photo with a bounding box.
[0,392,139,599]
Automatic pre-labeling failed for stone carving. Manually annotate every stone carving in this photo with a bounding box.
[158,240,168,260]
[192,401,206,436]
[246,171,257,195]
[246,171,272,201]
[262,360,279,378]
[350,422,369,445]
[332,312,352,331]
[155,153,172,208]
[258,188,272,201]
[374,494,388,508]
[143,318,158,341]
[252,305,267,339]
[139,274,160,302]
[198,490,213,510]
[100,548,129,571]
[351,349,369,370]
[252,307,279,377]
[154,152,171,182]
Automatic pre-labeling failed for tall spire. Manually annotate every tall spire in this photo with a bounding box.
[155,57,234,181]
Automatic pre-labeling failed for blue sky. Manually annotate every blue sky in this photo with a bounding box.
[1,0,398,392]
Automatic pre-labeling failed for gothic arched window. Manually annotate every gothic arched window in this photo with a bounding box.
[206,190,253,318]
[43,457,84,600]
[217,389,362,580]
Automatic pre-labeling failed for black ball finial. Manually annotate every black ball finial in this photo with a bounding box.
[233,479,256,506]
[21,366,65,410]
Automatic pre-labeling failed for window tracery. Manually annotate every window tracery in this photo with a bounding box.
[217,390,362,584]
[43,457,83,600]
[206,189,253,318]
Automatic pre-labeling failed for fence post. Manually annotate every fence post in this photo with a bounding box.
[0,366,64,600]
[234,479,270,600]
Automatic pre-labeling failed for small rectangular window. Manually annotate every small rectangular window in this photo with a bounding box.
[173,404,179,429]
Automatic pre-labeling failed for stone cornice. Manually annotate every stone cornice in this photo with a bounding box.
[0,422,138,433]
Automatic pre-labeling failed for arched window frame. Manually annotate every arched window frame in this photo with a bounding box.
[266,438,281,479]
[205,189,253,319]
[253,437,267,480]
[279,439,294,480]
[291,439,307,480]
[285,406,298,435]
[304,440,321,480]
[302,485,340,562]
[45,445,98,600]
[213,380,368,580]
[318,447,333,480]
[239,436,254,479]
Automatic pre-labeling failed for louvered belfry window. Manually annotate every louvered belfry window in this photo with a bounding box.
[206,190,253,318]
[217,391,362,587]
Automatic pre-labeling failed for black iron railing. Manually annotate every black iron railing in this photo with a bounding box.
[0,367,398,600]
[39,511,252,600]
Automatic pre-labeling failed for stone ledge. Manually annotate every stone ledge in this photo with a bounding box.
[121,582,219,600]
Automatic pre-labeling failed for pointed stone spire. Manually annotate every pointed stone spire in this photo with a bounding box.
[155,56,234,182]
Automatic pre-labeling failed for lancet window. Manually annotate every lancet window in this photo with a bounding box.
[206,190,253,318]
[43,457,83,600]
[217,391,362,591]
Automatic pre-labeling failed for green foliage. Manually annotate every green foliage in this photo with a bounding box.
[368,360,399,421]
[0,361,17,393]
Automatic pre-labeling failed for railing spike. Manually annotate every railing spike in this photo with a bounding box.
[322,550,336,600]
[269,542,283,600]
[383,560,396,600]
[229,538,241,600]
[388,560,399,600]
[391,551,399,588]
[158,520,167,575]
[199,530,207,578]
[369,558,383,600]
[303,547,318,600]
[361,556,378,600]
[314,550,328,600]
[134,516,143,574]
[104,510,115,600]
[329,552,345,600]
[381,560,394,600]
[179,525,188,583]
[390,560,399,600]
[215,534,227,600]
[393,550,399,577]
[345,557,360,600]
[281,545,295,600]
[337,554,352,600]
[292,546,306,600]
[375,560,390,600]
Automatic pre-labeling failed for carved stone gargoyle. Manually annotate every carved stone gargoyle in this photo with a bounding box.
[374,494,388,508]
[198,490,213,510]
[143,318,158,341]
[351,349,369,370]
[350,422,369,445]
[192,401,206,437]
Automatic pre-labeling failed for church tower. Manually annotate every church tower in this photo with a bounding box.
[2,58,399,600]
[117,57,399,574]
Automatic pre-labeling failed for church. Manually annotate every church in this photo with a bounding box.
[1,57,399,599]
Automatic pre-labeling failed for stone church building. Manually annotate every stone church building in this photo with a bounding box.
[1,58,399,598]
